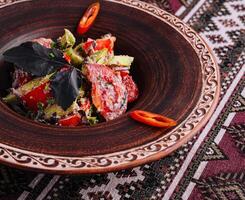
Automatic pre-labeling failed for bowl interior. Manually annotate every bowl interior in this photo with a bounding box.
[0,0,202,157]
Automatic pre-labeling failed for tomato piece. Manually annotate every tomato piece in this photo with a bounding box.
[94,39,112,52]
[130,110,177,128]
[58,114,81,127]
[21,81,52,112]
[82,39,94,53]
[82,38,114,54]
[119,72,138,103]
[77,2,100,35]
[84,64,127,121]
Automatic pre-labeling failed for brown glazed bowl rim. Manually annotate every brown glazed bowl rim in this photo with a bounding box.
[0,0,220,174]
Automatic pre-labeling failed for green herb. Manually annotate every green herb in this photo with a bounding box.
[120,93,127,109]
[37,102,44,111]
[51,41,57,49]
[49,52,55,58]
[97,75,102,81]
[47,98,55,106]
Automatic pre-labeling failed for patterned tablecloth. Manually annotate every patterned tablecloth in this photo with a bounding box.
[0,0,244,199]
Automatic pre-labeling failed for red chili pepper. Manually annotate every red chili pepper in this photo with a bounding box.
[77,2,100,35]
[21,81,52,112]
[58,114,81,127]
[130,110,177,128]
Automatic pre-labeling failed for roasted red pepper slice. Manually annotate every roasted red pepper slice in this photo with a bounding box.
[21,81,52,112]
[77,2,100,35]
[85,64,127,121]
[58,114,81,127]
[130,110,177,128]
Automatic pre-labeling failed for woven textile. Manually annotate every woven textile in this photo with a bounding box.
[0,0,244,199]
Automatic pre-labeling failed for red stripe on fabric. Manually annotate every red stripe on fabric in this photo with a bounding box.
[169,0,182,12]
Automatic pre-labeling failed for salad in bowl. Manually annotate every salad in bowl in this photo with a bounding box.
[2,2,176,128]
[3,28,139,126]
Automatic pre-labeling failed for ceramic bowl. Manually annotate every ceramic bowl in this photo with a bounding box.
[0,0,220,174]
